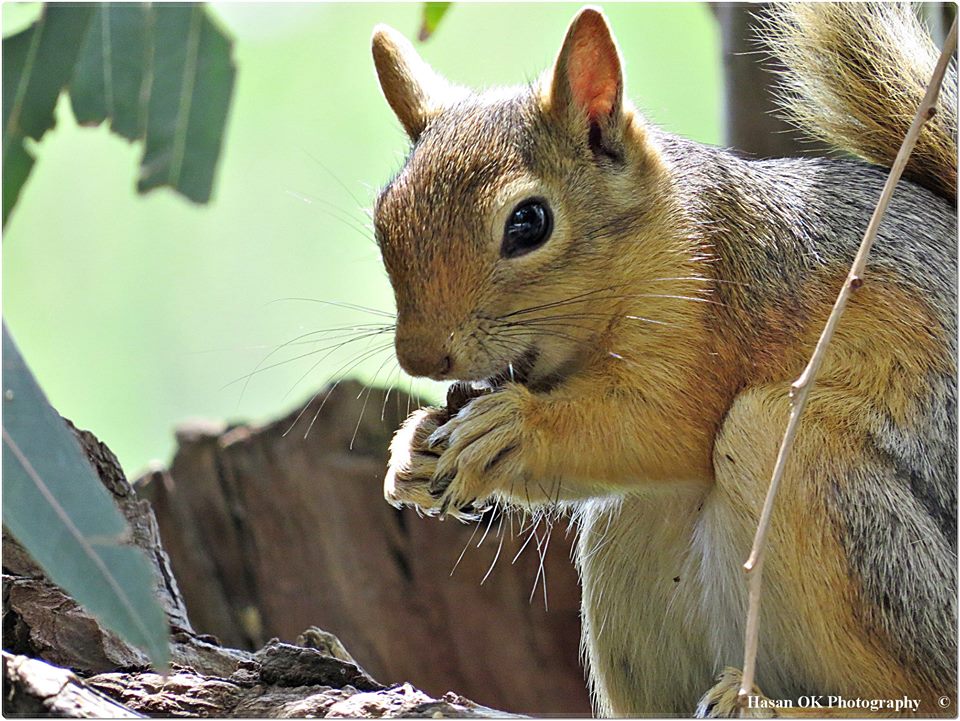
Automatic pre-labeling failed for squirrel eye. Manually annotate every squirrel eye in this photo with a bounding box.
[501,199,553,258]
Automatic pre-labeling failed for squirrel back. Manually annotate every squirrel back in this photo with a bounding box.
[763,2,957,200]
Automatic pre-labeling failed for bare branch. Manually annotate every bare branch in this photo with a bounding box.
[737,16,958,711]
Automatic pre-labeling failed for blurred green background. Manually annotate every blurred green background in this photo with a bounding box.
[2,3,720,476]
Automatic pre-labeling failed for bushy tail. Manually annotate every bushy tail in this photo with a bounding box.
[763,3,957,201]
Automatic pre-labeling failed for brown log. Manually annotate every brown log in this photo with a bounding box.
[86,659,522,719]
[136,381,589,715]
[2,407,531,717]
[4,648,522,719]
[3,652,141,718]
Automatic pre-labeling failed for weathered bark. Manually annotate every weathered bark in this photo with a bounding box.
[135,381,589,715]
[1,407,537,717]
[3,647,522,719]
[2,423,246,680]
[3,652,141,718]
[4,545,510,719]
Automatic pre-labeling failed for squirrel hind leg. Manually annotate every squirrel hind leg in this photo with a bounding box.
[696,668,774,719]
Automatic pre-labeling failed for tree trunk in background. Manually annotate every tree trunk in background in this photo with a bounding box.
[713,2,828,159]
[2,384,587,717]
[134,381,590,717]
[921,2,957,48]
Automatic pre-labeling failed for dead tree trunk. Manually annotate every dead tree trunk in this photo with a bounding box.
[3,383,589,717]
[134,382,589,716]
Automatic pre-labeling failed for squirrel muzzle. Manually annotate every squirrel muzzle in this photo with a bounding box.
[394,326,454,380]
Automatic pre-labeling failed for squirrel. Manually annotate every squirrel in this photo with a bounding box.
[370,3,957,717]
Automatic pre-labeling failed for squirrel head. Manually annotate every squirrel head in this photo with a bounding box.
[372,8,672,387]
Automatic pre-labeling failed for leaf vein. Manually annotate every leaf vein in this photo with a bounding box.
[102,4,115,119]
[2,10,46,158]
[169,5,202,187]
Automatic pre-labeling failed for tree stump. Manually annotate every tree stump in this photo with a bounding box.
[3,382,589,717]
[136,381,589,715]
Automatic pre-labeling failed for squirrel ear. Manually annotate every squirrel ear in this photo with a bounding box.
[371,24,454,142]
[547,7,625,157]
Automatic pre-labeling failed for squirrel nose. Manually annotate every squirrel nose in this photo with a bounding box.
[396,338,453,379]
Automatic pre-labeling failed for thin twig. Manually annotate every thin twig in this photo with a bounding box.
[737,17,958,711]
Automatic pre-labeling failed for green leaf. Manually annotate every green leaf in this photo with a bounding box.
[70,3,151,140]
[2,4,95,227]
[419,2,451,41]
[2,323,170,669]
[68,5,107,126]
[4,3,235,226]
[137,4,235,203]
[2,5,95,140]
[2,136,34,229]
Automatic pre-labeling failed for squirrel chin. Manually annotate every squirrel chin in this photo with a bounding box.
[477,346,579,395]
[483,346,540,389]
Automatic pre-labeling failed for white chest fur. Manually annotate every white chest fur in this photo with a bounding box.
[572,488,753,716]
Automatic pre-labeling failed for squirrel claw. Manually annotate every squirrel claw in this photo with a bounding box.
[438,493,479,520]
[426,428,449,451]
[430,472,455,498]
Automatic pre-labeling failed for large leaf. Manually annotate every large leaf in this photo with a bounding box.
[70,3,151,140]
[2,4,95,227]
[4,3,235,227]
[137,4,235,203]
[2,324,170,668]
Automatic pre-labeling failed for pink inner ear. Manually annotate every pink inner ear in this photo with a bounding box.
[568,33,619,121]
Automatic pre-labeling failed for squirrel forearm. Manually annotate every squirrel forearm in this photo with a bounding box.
[519,384,714,495]
[422,377,716,512]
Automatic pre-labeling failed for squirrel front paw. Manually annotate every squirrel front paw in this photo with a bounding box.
[385,405,447,512]
[385,383,534,519]
[426,384,532,517]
